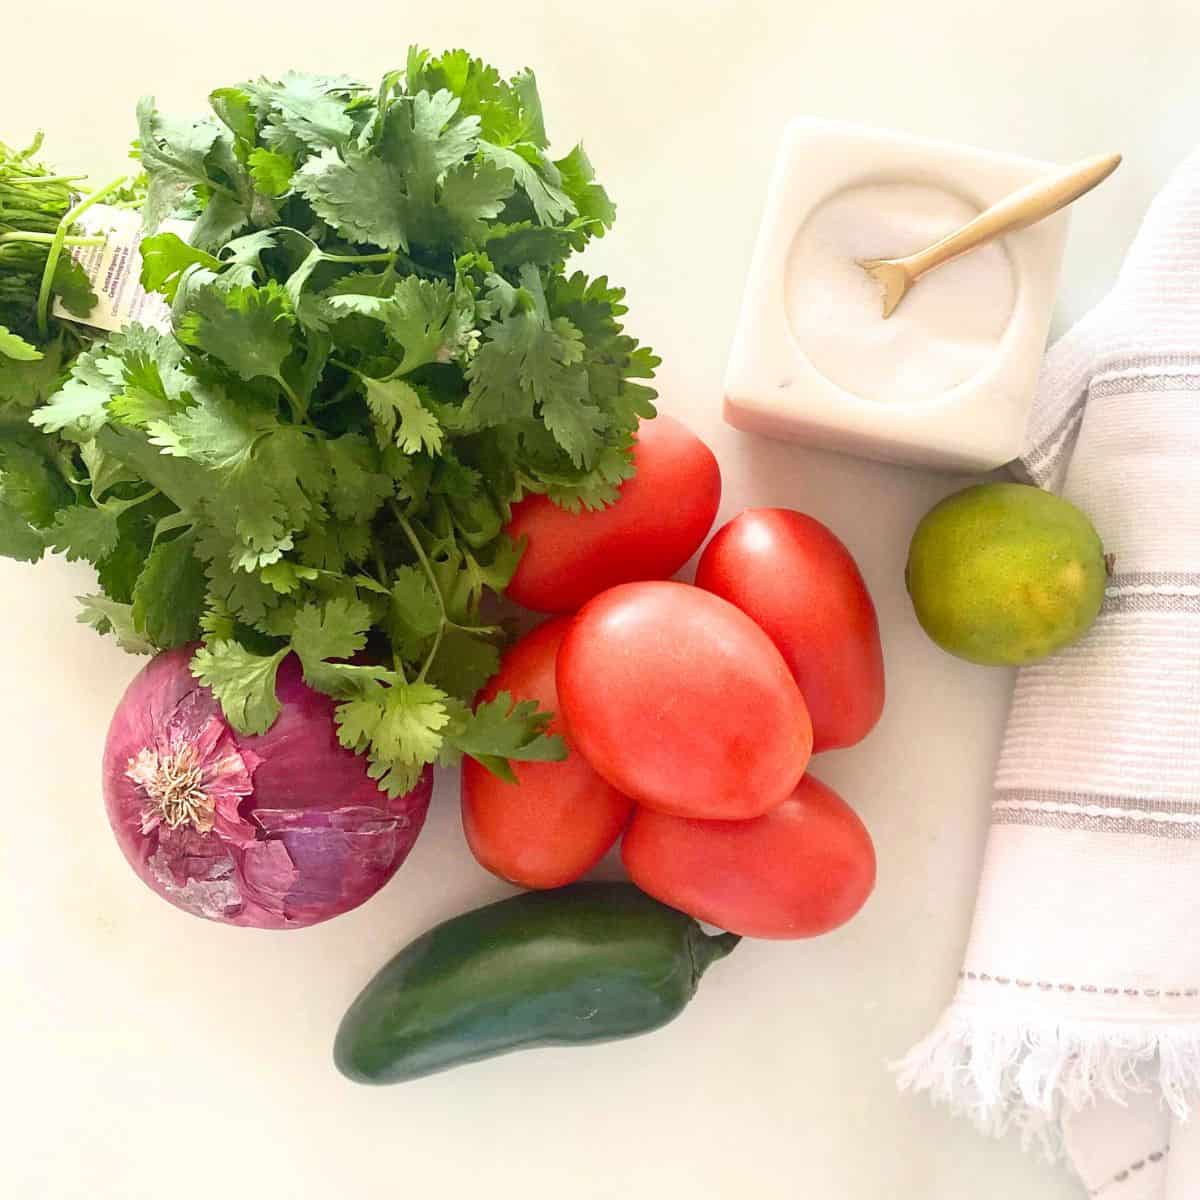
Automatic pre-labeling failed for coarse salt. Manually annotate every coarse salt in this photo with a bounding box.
[786,182,1016,404]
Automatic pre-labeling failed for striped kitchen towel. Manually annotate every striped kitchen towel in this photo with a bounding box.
[899,146,1200,1200]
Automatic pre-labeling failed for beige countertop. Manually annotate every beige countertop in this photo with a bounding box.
[5,3,1197,1197]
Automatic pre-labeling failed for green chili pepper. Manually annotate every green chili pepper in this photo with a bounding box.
[334,882,740,1084]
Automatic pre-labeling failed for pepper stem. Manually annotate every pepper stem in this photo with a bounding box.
[689,928,741,976]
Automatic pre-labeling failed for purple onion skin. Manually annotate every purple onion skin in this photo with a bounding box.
[103,646,433,930]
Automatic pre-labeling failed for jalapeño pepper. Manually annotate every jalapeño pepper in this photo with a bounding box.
[334,882,739,1084]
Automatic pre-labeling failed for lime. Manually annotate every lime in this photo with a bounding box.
[906,482,1106,666]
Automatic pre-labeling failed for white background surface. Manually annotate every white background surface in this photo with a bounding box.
[3,4,1195,1198]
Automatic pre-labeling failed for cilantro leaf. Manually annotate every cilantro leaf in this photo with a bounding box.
[448,690,566,782]
[148,384,270,468]
[483,222,576,271]
[95,498,170,603]
[259,560,320,594]
[296,522,355,572]
[387,564,441,659]
[191,640,288,735]
[248,147,294,196]
[544,440,636,512]
[462,304,593,465]
[0,325,42,362]
[362,376,443,455]
[209,87,258,143]
[93,425,209,513]
[199,599,236,640]
[295,148,409,249]
[194,525,282,627]
[324,433,393,523]
[131,534,206,647]
[381,89,479,192]
[554,144,616,235]
[139,233,222,302]
[220,229,278,277]
[0,337,64,410]
[337,681,449,797]
[77,594,153,654]
[177,281,294,384]
[78,439,135,501]
[436,159,514,241]
[136,96,230,230]
[424,628,500,699]
[479,143,574,226]
[45,504,121,564]
[30,343,123,440]
[246,72,358,153]
[0,500,45,562]
[0,440,69,528]
[291,595,371,668]
[329,277,462,374]
[190,193,252,251]
[107,326,190,427]
[53,253,100,317]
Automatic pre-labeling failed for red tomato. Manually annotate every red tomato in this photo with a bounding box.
[461,619,633,889]
[505,414,722,613]
[622,774,876,939]
[556,581,813,820]
[695,509,884,752]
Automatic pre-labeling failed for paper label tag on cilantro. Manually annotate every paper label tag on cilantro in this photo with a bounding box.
[51,205,193,334]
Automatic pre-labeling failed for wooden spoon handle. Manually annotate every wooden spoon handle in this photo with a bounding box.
[906,152,1122,278]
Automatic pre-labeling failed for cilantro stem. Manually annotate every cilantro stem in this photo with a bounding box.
[35,174,127,338]
[393,505,447,684]
[394,249,443,279]
[313,372,359,412]
[320,251,395,266]
[9,174,88,186]
[0,232,106,248]
[98,487,160,516]
[275,374,308,423]
[373,544,389,588]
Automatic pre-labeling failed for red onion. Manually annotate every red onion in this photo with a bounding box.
[103,646,432,929]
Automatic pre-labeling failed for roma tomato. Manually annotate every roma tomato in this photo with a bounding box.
[622,774,876,939]
[505,414,722,613]
[556,581,812,820]
[461,619,633,889]
[695,509,884,752]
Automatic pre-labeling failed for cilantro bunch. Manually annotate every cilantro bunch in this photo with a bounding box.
[5,50,660,796]
[0,136,141,566]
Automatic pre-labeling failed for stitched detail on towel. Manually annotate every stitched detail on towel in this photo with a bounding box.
[991,792,1200,840]
[1090,371,1200,398]
[1087,1146,1169,1196]
[992,804,1200,839]
[993,798,1200,823]
[1108,570,1200,591]
[1105,570,1200,614]
[960,971,1200,999]
[996,789,1200,816]
[1023,356,1200,480]
[1025,399,1086,481]
[1104,589,1200,614]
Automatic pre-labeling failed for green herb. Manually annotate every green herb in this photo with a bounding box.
[7,51,660,794]
[0,136,142,576]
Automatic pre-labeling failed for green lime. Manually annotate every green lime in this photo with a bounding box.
[906,482,1107,666]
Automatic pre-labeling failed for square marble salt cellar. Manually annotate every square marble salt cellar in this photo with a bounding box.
[724,119,1072,473]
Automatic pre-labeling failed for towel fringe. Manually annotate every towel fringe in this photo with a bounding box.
[895,1008,1200,1158]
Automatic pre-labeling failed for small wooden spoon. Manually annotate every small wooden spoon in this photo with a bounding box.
[858,151,1122,318]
